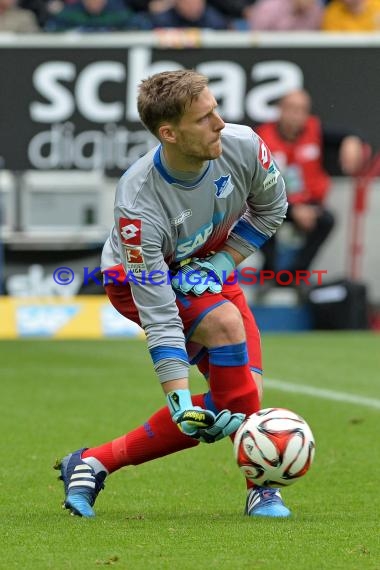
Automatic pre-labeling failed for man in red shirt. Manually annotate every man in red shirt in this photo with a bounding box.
[256,89,365,283]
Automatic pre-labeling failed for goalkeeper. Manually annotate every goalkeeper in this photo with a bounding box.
[55,69,290,519]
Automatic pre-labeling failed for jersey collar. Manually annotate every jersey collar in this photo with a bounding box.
[153,146,211,189]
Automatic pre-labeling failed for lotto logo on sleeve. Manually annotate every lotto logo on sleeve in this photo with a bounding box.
[258,138,271,170]
[119,218,142,245]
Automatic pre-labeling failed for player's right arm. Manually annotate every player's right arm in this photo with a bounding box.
[172,127,287,297]
[115,204,188,385]
[115,206,201,430]
[225,131,288,260]
[115,205,244,440]
[115,205,222,435]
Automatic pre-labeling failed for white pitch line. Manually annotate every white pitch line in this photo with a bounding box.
[266,378,380,411]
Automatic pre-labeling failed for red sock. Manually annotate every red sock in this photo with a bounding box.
[82,394,207,473]
[202,345,260,490]
[210,346,259,491]
[208,342,260,416]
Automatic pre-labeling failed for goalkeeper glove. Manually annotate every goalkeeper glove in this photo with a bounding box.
[166,389,215,437]
[171,251,235,296]
[194,409,246,444]
[167,390,245,443]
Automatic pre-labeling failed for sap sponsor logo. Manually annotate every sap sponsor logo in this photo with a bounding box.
[6,264,80,297]
[16,305,79,336]
[101,304,143,337]
[214,174,234,199]
[176,223,213,259]
[119,218,141,245]
[263,161,280,190]
[170,209,192,226]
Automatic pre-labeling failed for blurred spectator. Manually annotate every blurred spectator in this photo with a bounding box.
[207,0,256,18]
[19,0,48,27]
[0,0,40,31]
[151,0,229,29]
[256,89,366,282]
[206,0,257,28]
[246,0,324,30]
[322,0,380,31]
[126,0,172,11]
[45,0,151,31]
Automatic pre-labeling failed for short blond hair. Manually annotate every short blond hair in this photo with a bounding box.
[137,69,209,137]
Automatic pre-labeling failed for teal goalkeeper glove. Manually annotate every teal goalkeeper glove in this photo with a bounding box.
[171,251,235,296]
[167,389,215,437]
[194,409,246,444]
[167,390,245,443]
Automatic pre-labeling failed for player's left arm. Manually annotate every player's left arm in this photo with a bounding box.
[224,132,288,260]
[171,133,287,296]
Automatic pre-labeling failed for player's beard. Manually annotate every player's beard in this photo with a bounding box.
[177,134,222,164]
[207,138,223,159]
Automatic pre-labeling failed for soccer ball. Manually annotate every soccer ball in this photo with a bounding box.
[233,408,315,487]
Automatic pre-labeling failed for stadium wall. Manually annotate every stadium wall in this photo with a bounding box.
[1,33,379,335]
[1,33,380,171]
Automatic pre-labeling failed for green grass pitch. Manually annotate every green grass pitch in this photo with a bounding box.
[1,333,379,569]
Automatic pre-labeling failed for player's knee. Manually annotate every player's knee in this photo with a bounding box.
[209,303,244,344]
[192,302,245,346]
